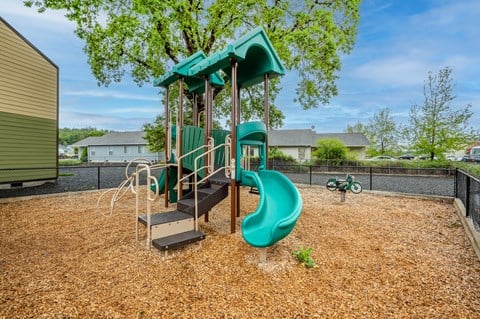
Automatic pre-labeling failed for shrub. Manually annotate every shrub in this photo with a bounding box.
[313,138,348,163]
[80,147,88,162]
[269,146,296,162]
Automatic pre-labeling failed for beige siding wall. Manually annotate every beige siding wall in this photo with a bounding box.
[0,19,58,183]
[0,20,57,120]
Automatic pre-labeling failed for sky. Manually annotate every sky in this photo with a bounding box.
[2,0,479,133]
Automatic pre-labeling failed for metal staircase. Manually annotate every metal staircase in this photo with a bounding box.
[137,180,228,251]
[136,136,231,253]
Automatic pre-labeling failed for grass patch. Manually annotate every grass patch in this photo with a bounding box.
[59,159,82,166]
[58,172,75,177]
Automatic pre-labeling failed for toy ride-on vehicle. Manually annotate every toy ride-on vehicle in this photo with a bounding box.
[326,174,362,194]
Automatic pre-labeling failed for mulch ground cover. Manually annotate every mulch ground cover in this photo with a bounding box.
[1,186,480,318]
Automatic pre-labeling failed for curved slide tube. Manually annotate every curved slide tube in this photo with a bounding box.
[241,170,303,248]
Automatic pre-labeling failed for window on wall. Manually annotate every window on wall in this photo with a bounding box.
[124,146,128,154]
[108,147,113,156]
[91,150,95,156]
[298,148,305,160]
[138,146,142,154]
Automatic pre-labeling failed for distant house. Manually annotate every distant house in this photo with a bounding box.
[268,129,314,161]
[72,131,163,163]
[268,129,370,161]
[0,17,58,186]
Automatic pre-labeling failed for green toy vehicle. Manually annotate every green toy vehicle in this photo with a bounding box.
[326,174,362,194]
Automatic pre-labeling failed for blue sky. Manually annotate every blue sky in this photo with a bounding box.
[2,0,479,133]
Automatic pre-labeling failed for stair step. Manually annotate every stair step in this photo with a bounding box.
[198,184,222,195]
[177,181,228,217]
[137,211,192,226]
[152,230,205,251]
[209,169,231,184]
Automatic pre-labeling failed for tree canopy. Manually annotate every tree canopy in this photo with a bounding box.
[406,66,476,160]
[366,107,399,156]
[25,0,361,127]
[345,108,399,157]
[59,127,108,145]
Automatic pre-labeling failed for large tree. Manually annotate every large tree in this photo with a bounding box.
[344,108,399,156]
[345,121,368,135]
[407,66,476,160]
[25,0,361,127]
[366,107,398,156]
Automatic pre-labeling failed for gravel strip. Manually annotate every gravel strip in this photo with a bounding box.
[0,166,454,198]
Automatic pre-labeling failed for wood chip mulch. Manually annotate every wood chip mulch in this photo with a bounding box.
[1,186,480,318]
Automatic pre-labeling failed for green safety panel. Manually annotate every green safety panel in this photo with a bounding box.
[151,154,178,203]
[181,126,231,178]
[181,126,206,178]
[212,129,230,168]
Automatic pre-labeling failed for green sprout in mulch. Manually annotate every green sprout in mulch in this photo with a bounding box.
[292,247,318,268]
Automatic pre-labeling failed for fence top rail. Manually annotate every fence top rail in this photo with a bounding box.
[457,168,480,183]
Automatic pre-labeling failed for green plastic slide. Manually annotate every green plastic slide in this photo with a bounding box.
[241,170,303,248]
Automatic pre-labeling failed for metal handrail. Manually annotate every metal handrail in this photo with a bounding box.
[177,137,214,186]
[224,135,232,178]
[135,163,159,249]
[124,158,152,179]
[193,139,231,231]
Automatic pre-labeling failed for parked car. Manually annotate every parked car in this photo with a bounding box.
[398,154,415,160]
[445,155,460,161]
[367,155,396,161]
[461,146,480,163]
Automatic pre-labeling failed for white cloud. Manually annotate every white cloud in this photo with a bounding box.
[2,2,75,32]
[62,90,159,102]
[60,111,154,131]
[103,106,162,114]
[351,57,429,87]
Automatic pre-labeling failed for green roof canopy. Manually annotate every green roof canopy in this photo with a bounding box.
[188,27,285,88]
[153,51,224,93]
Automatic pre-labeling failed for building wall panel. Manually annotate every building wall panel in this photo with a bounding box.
[0,111,57,184]
[0,18,58,184]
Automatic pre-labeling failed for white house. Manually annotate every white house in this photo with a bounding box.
[268,129,370,161]
[72,131,163,163]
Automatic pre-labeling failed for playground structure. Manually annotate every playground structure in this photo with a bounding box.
[106,27,303,257]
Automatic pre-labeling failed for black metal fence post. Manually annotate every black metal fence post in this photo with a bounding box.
[369,166,373,191]
[466,176,470,217]
[97,166,101,190]
[309,165,312,185]
[454,168,458,198]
